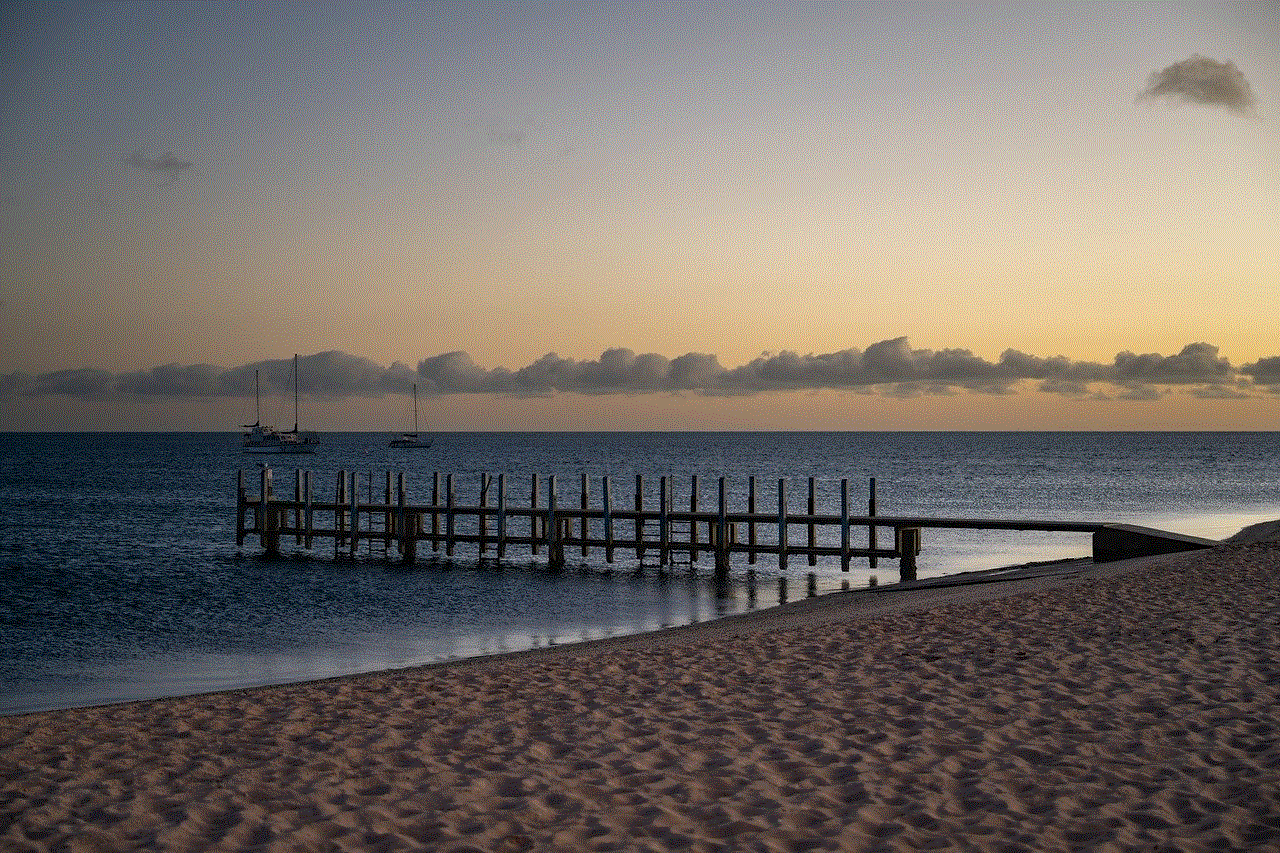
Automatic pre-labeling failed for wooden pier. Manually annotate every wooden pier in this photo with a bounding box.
[235,469,1217,581]
[236,469,902,575]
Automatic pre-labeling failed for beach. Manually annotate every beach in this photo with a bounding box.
[3,535,1277,852]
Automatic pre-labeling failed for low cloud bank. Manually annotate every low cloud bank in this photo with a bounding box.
[4,340,1276,402]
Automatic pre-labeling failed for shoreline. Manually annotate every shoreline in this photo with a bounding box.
[1,549,1101,720]
[3,536,1277,852]
[3,553,1099,720]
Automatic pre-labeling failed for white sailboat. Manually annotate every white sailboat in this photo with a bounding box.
[389,383,432,448]
[242,355,319,454]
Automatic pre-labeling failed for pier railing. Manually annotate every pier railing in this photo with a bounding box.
[235,469,1217,581]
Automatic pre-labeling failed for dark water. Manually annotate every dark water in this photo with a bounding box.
[2,431,1277,714]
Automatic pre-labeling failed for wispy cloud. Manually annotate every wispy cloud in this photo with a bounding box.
[1137,55,1258,115]
[4,340,1277,401]
[127,152,194,176]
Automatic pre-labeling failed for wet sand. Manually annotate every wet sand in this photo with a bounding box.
[3,537,1278,852]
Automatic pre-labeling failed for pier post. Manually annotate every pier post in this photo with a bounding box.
[431,472,440,552]
[396,473,409,563]
[548,475,562,568]
[869,477,878,569]
[689,475,699,562]
[581,472,589,557]
[236,470,246,547]
[634,475,644,559]
[398,474,415,565]
[497,473,507,559]
[295,470,303,546]
[897,527,920,582]
[445,473,455,557]
[384,471,393,553]
[259,467,276,555]
[777,478,788,571]
[840,478,850,571]
[807,477,817,567]
[264,504,281,558]
[748,476,757,564]
[659,476,670,566]
[335,470,345,559]
[349,471,359,559]
[304,470,313,549]
[258,466,270,542]
[603,476,614,563]
[479,473,489,555]
[530,474,539,555]
[715,477,729,576]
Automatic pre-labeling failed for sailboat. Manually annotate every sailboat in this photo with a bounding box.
[242,355,320,454]
[389,383,432,448]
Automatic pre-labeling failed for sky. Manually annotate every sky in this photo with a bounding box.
[1,1,1277,431]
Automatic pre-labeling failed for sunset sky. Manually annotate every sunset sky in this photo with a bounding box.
[2,1,1277,431]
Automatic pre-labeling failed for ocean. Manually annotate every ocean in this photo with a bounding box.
[2,431,1277,715]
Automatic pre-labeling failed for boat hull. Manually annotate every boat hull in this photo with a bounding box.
[389,437,432,448]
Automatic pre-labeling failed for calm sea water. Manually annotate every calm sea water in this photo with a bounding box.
[2,431,1277,715]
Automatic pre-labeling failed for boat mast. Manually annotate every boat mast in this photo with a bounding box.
[413,383,419,434]
[293,354,300,433]
[255,370,261,425]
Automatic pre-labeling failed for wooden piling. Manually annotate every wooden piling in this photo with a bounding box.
[396,473,409,562]
[335,470,345,559]
[236,470,246,547]
[530,474,539,555]
[431,472,440,551]
[479,473,489,555]
[258,466,271,548]
[259,467,277,555]
[897,526,920,581]
[383,471,393,552]
[807,476,817,567]
[304,470,313,549]
[349,470,358,559]
[497,473,507,558]
[603,476,614,563]
[295,470,303,546]
[264,504,280,557]
[689,474,699,562]
[715,476,729,575]
[634,475,644,559]
[580,472,589,557]
[840,478,850,571]
[445,473,455,557]
[747,476,757,564]
[659,476,670,566]
[548,475,562,567]
[777,478,788,571]
[869,477,878,569]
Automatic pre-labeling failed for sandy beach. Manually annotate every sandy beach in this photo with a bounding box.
[3,535,1277,852]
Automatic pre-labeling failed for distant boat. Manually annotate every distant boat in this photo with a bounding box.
[389,383,432,448]
[242,355,319,454]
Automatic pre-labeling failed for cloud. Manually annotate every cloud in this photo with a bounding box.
[1111,342,1233,385]
[4,341,1277,402]
[1138,55,1258,115]
[216,352,413,397]
[1241,356,1280,392]
[127,152,194,176]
